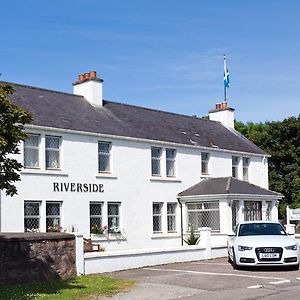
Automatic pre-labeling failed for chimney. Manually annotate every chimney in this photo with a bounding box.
[208,101,235,129]
[72,71,103,107]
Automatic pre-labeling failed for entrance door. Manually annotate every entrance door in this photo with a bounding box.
[244,201,262,221]
[231,200,238,230]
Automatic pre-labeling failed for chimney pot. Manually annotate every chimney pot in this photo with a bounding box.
[216,103,221,110]
[79,74,85,81]
[221,101,228,109]
[84,72,90,79]
[90,71,97,78]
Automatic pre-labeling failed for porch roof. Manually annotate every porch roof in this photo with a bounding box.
[178,177,283,198]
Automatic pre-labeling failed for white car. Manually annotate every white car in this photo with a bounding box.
[227,221,300,270]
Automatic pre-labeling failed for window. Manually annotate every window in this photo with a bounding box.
[46,202,61,231]
[24,201,40,232]
[98,142,111,173]
[232,156,239,178]
[46,136,61,169]
[187,202,220,231]
[242,157,250,181]
[151,147,161,176]
[90,202,103,233]
[167,203,177,232]
[201,152,210,175]
[153,203,163,232]
[266,201,273,221]
[166,148,176,177]
[24,134,40,168]
[108,203,120,232]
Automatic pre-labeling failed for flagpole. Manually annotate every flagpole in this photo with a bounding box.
[224,55,227,102]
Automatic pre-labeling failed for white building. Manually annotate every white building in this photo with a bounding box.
[0,71,283,250]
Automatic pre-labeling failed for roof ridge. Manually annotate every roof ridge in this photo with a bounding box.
[0,81,83,98]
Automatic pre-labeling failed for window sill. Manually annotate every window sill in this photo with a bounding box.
[95,173,117,179]
[151,233,181,239]
[200,174,210,179]
[21,169,68,176]
[150,177,182,183]
[91,233,126,241]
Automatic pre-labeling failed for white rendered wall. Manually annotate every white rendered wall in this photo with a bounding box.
[1,128,268,250]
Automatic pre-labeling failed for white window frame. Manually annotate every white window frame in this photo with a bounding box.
[242,157,250,181]
[166,148,176,177]
[24,201,41,232]
[45,135,61,170]
[98,141,111,173]
[46,201,61,231]
[153,202,163,233]
[151,147,162,176]
[201,152,210,175]
[108,202,120,232]
[90,202,103,233]
[167,203,177,232]
[24,134,40,169]
[232,156,239,178]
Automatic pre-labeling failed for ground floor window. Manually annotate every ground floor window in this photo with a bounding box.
[46,202,61,231]
[187,202,220,231]
[90,202,103,233]
[24,201,40,232]
[153,203,163,233]
[108,202,120,233]
[244,201,262,221]
[167,203,177,232]
[266,201,273,220]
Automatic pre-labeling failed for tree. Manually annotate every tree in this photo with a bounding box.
[0,84,32,196]
[235,116,300,217]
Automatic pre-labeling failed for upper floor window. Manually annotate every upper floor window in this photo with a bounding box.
[242,157,250,181]
[151,147,161,176]
[98,141,111,173]
[166,148,176,177]
[24,134,40,168]
[201,152,210,175]
[232,156,239,178]
[46,136,61,169]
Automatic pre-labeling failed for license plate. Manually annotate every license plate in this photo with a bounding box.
[260,253,279,259]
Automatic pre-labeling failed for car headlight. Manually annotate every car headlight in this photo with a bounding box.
[238,245,253,251]
[285,244,298,251]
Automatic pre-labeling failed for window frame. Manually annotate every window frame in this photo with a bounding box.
[98,141,111,173]
[46,201,61,231]
[167,203,177,232]
[201,152,210,175]
[242,157,250,181]
[24,201,41,232]
[107,202,121,232]
[232,156,239,178]
[90,202,103,233]
[152,202,163,233]
[151,147,162,177]
[166,148,176,177]
[24,134,40,169]
[45,135,61,170]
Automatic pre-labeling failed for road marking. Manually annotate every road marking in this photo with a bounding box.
[247,285,264,289]
[268,279,290,285]
[192,262,229,266]
[145,268,285,281]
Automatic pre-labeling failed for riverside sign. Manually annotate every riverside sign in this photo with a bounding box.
[53,182,104,193]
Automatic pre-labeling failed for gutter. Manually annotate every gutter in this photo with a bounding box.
[177,197,183,246]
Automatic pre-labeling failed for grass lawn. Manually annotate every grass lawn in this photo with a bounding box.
[0,275,135,300]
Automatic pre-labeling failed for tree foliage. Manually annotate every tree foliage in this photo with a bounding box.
[235,116,300,217]
[0,84,32,196]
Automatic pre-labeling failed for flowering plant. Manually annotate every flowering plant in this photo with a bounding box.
[109,226,121,233]
[91,225,107,234]
[47,225,63,232]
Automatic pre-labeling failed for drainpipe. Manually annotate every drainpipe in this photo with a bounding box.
[177,197,183,246]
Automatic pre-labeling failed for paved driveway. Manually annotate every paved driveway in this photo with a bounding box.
[101,257,300,300]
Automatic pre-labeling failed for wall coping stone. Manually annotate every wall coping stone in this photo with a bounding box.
[0,232,75,242]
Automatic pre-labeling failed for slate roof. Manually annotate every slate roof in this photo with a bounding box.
[2,81,267,155]
[178,177,283,197]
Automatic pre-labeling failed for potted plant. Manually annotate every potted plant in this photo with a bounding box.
[90,225,108,238]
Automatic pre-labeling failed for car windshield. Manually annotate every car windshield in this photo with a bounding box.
[238,223,286,236]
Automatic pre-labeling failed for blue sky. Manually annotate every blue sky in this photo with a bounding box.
[1,0,299,122]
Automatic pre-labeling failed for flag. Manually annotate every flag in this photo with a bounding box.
[224,55,230,88]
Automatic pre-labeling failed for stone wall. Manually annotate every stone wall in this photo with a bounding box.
[0,233,76,285]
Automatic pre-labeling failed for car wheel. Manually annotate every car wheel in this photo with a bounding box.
[232,249,239,270]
